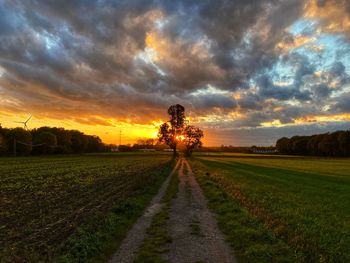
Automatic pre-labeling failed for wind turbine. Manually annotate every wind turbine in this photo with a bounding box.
[15,115,32,130]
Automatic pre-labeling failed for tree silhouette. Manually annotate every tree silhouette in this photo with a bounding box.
[158,104,203,157]
[158,104,185,157]
[318,133,338,156]
[276,137,290,154]
[276,130,350,156]
[338,131,350,156]
[7,128,32,155]
[290,136,309,155]
[0,125,7,155]
[33,131,57,154]
[168,104,185,130]
[183,125,203,157]
[158,122,177,156]
[306,135,323,155]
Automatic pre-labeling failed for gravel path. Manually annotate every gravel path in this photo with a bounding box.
[108,159,181,263]
[109,158,235,263]
[164,158,236,263]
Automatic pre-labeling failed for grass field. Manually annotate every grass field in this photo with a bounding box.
[0,153,172,262]
[2,152,350,263]
[191,154,350,262]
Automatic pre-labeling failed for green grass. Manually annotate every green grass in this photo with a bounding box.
[135,164,180,263]
[201,154,350,177]
[0,153,172,262]
[191,155,350,263]
[191,160,296,262]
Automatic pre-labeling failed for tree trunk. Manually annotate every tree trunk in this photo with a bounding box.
[173,145,177,158]
[185,148,192,157]
[13,138,16,157]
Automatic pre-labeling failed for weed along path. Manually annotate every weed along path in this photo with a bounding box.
[109,158,236,263]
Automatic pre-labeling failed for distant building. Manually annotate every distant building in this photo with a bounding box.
[252,148,278,154]
[139,148,156,152]
[111,147,119,152]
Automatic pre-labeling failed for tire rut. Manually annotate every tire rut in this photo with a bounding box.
[108,159,182,263]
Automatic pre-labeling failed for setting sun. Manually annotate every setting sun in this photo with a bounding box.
[176,135,185,141]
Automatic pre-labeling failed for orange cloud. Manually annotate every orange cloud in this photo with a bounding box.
[276,35,315,52]
[295,113,350,124]
[258,113,350,128]
[304,0,350,37]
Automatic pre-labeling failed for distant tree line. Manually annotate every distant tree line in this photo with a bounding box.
[116,139,169,152]
[0,125,108,156]
[276,130,350,156]
[216,145,252,153]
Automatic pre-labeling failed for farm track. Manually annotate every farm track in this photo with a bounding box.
[111,158,235,263]
[164,159,235,263]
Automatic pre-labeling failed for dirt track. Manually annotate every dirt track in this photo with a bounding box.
[164,159,235,263]
[109,158,236,263]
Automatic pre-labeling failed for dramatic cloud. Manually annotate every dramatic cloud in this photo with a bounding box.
[305,0,350,39]
[0,0,350,145]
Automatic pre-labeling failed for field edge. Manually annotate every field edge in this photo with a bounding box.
[190,158,298,263]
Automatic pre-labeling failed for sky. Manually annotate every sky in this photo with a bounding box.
[0,0,350,146]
